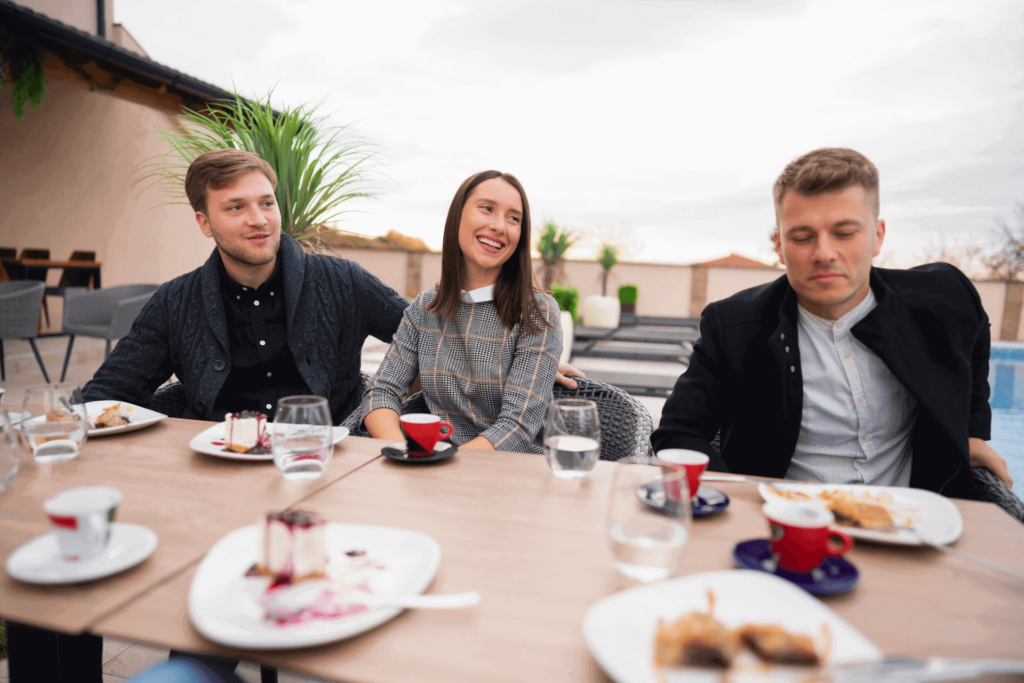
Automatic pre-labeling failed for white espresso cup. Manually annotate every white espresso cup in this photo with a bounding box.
[42,486,123,561]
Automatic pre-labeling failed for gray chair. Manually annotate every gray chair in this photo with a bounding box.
[150,381,190,419]
[344,376,654,461]
[0,281,50,382]
[60,284,159,382]
[970,466,1024,523]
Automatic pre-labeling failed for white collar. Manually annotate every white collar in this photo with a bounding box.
[798,287,877,331]
[460,284,494,303]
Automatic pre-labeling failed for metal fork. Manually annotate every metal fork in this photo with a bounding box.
[875,523,1024,582]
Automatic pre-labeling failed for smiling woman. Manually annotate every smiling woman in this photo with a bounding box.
[360,170,562,454]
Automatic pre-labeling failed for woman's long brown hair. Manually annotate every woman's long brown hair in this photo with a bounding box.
[426,170,552,334]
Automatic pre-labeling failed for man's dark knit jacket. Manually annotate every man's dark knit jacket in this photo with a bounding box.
[82,234,408,424]
[651,264,991,498]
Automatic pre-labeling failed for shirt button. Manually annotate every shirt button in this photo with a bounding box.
[844,350,852,358]
[242,287,248,291]
[236,295,240,300]
[861,432,869,440]
[859,394,866,403]
[780,333,786,340]
[835,321,843,329]
[266,404,272,410]
[790,366,795,373]
[270,291,275,296]
[785,346,790,353]
[267,371,272,377]
[254,300,260,306]
[260,340,266,346]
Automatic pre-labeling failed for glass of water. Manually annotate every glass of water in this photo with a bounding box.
[544,398,600,479]
[606,458,691,582]
[272,396,333,481]
[21,384,89,463]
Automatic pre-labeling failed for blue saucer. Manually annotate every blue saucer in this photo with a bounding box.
[732,539,859,595]
[636,482,730,516]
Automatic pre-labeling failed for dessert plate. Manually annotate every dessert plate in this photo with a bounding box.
[190,424,349,461]
[758,483,963,546]
[636,483,729,517]
[189,523,441,649]
[6,523,158,584]
[86,401,167,437]
[732,539,859,596]
[382,441,457,464]
[583,570,881,683]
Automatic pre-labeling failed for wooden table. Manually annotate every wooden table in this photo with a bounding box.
[2,423,1023,681]
[0,257,103,289]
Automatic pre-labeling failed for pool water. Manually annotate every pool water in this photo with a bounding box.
[989,343,1024,496]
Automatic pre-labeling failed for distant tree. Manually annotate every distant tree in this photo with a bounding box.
[597,244,619,296]
[536,221,577,291]
[986,202,1024,282]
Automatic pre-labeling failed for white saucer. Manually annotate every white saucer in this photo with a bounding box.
[6,523,158,584]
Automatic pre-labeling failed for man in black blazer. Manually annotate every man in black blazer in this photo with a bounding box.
[652,148,1010,496]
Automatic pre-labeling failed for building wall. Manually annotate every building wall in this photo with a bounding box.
[326,248,409,297]
[706,266,784,306]
[18,0,113,38]
[975,282,1007,338]
[0,79,211,301]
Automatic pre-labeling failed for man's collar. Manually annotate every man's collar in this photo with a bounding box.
[217,250,283,295]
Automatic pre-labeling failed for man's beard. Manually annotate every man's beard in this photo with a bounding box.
[219,238,279,267]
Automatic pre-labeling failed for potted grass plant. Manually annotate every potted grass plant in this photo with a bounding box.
[618,284,638,314]
[139,91,375,250]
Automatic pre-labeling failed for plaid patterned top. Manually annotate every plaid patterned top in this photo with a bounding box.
[361,287,562,453]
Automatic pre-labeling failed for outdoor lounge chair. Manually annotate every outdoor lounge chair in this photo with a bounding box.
[59,284,159,382]
[0,281,51,382]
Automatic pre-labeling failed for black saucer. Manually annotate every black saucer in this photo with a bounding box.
[732,539,860,595]
[636,482,730,517]
[382,441,458,464]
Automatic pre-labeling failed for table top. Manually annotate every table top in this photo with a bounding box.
[2,423,1023,681]
[0,258,102,268]
[0,418,380,633]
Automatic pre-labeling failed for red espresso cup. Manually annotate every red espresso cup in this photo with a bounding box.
[400,414,453,456]
[762,501,854,573]
[656,450,709,502]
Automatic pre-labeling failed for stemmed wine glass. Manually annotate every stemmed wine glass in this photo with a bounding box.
[606,458,691,582]
[272,396,333,481]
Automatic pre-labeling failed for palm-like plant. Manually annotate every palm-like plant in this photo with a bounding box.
[597,244,619,296]
[536,221,577,291]
[139,92,375,248]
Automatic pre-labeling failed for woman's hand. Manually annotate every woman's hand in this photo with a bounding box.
[462,435,495,451]
[364,408,405,443]
[555,362,585,390]
[969,437,1013,488]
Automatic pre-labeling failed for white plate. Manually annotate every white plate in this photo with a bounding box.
[5,523,158,584]
[86,401,167,436]
[189,423,349,461]
[189,523,441,649]
[758,483,964,546]
[584,570,882,683]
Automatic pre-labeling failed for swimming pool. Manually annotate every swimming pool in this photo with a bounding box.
[989,342,1024,496]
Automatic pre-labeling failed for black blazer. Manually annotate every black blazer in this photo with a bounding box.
[651,264,991,497]
[83,234,409,424]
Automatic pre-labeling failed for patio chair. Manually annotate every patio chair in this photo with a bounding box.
[59,284,159,382]
[0,281,50,382]
[46,250,98,303]
[553,377,654,461]
[970,466,1024,523]
[19,248,52,327]
[150,381,190,418]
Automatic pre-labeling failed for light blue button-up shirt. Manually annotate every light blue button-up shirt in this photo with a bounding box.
[786,289,916,486]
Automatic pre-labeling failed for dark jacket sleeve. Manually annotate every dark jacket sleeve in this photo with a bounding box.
[347,261,409,342]
[650,305,730,471]
[956,268,992,440]
[81,287,175,407]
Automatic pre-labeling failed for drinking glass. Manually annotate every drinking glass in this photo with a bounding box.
[272,396,333,481]
[0,407,20,494]
[544,398,600,479]
[21,384,89,463]
[606,458,691,582]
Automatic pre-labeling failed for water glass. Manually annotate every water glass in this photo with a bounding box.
[272,396,333,481]
[544,398,600,479]
[21,384,89,463]
[606,458,691,582]
[0,407,20,494]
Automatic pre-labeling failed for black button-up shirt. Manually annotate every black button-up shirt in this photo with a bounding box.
[213,256,309,420]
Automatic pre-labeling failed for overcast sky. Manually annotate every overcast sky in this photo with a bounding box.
[116,0,1024,266]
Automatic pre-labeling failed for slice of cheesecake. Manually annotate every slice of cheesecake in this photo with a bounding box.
[224,411,267,454]
[259,510,328,584]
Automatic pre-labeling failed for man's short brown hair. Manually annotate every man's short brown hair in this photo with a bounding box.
[773,148,880,223]
[185,149,277,215]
